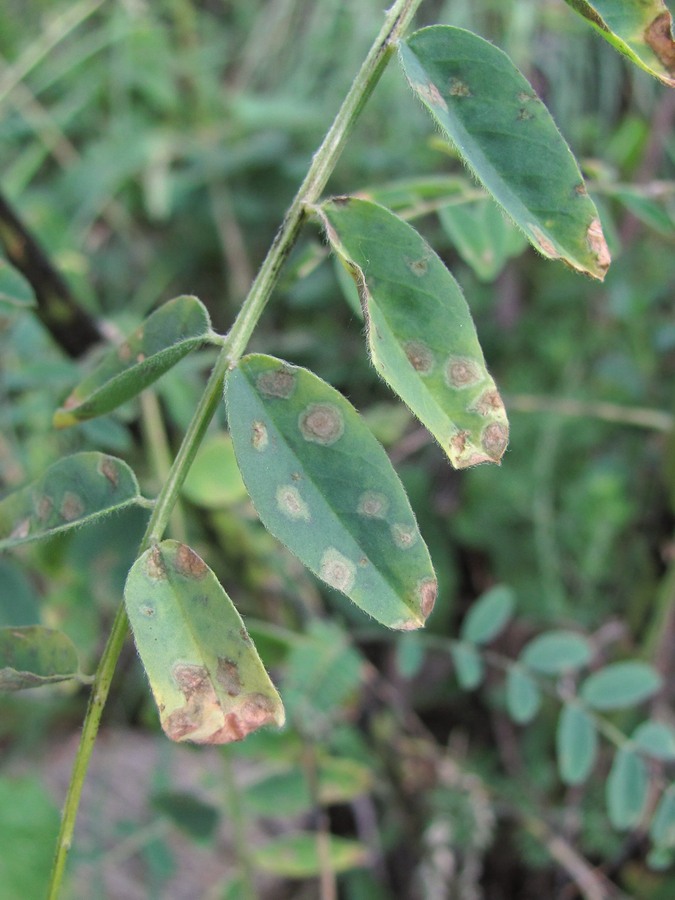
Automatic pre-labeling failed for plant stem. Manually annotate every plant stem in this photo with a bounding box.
[47,1,422,895]
[139,389,187,542]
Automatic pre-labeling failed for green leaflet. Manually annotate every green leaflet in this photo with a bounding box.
[399,26,611,280]
[505,666,541,724]
[253,833,368,877]
[181,433,248,509]
[317,198,509,469]
[225,355,437,630]
[651,787,675,848]
[460,585,514,645]
[451,641,484,689]
[606,747,649,830]
[632,721,675,761]
[245,757,373,818]
[0,452,142,550]
[357,174,480,215]
[0,257,36,313]
[564,0,675,87]
[581,661,662,710]
[54,295,213,427]
[556,703,598,786]
[439,198,528,282]
[124,540,285,744]
[520,630,592,675]
[0,626,80,690]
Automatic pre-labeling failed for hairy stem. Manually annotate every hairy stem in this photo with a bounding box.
[47,1,422,895]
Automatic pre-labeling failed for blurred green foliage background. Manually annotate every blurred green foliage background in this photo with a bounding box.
[0,1,674,897]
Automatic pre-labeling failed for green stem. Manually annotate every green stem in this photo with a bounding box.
[47,1,422,895]
[139,389,187,542]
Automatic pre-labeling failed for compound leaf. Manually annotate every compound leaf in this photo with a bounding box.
[0,626,80,690]
[0,452,141,550]
[54,295,213,427]
[124,540,285,744]
[226,355,437,631]
[318,198,509,469]
[563,0,675,87]
[399,26,610,279]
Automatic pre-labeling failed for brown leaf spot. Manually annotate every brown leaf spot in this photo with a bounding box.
[139,603,155,617]
[256,367,296,399]
[60,492,84,522]
[449,430,470,458]
[574,182,588,196]
[62,394,79,410]
[216,657,242,696]
[517,91,538,103]
[164,708,199,742]
[299,403,344,445]
[416,81,448,111]
[173,662,210,699]
[145,545,167,580]
[391,523,418,550]
[320,548,356,593]
[586,218,611,275]
[645,12,675,76]
[98,455,120,488]
[417,577,438,619]
[481,422,509,460]
[445,357,482,389]
[117,341,132,363]
[35,494,53,522]
[404,340,434,374]
[530,226,559,259]
[470,388,505,417]
[357,491,389,519]
[449,77,471,97]
[206,694,279,744]
[276,484,310,521]
[517,108,533,121]
[251,420,268,451]
[406,256,429,277]
[391,617,420,632]
[174,543,208,579]
[9,518,30,540]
